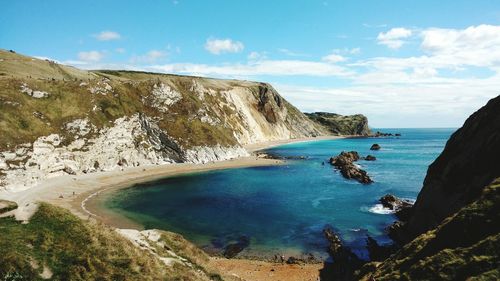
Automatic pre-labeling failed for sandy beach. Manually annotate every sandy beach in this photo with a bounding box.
[0,135,344,280]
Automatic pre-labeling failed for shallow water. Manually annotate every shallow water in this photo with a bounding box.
[104,128,454,259]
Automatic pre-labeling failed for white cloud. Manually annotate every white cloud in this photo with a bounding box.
[322,53,346,63]
[94,31,121,41]
[278,48,309,57]
[377,27,413,49]
[78,51,104,62]
[275,75,500,128]
[130,50,166,63]
[248,51,267,61]
[420,24,500,67]
[205,38,244,55]
[148,59,353,77]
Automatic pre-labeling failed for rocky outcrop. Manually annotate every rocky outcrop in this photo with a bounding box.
[305,112,371,136]
[391,95,500,243]
[321,227,364,280]
[363,155,376,161]
[329,151,373,184]
[370,144,381,150]
[0,199,18,214]
[379,194,413,221]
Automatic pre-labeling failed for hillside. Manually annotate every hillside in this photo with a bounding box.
[0,49,335,190]
[305,112,370,136]
[356,95,500,280]
[0,202,229,281]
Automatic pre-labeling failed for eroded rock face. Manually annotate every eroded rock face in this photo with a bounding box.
[330,151,373,184]
[391,95,500,243]
[0,114,248,190]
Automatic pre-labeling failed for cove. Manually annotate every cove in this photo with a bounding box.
[101,128,453,259]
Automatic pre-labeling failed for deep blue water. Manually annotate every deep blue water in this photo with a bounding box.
[104,128,454,259]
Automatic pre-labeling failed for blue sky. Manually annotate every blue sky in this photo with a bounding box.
[2,0,500,127]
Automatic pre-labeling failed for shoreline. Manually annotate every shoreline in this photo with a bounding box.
[0,135,346,222]
[0,135,346,280]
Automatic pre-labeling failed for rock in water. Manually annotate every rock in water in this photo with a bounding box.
[329,151,373,184]
[370,144,381,150]
[379,194,413,221]
[379,194,413,210]
[364,155,377,161]
[321,227,363,280]
[222,235,250,258]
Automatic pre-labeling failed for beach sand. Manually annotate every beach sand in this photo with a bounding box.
[0,135,344,280]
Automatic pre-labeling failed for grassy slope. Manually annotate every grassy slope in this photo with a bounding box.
[356,178,500,280]
[0,50,322,151]
[0,50,244,150]
[0,203,223,281]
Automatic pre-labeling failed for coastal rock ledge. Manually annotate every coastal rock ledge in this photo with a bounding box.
[329,151,373,184]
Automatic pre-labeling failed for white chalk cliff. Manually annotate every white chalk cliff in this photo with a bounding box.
[0,50,327,191]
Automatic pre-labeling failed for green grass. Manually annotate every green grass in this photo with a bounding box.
[0,203,224,281]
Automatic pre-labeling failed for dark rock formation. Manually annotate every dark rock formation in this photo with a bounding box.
[363,155,376,161]
[391,95,500,243]
[356,96,500,280]
[379,194,413,211]
[329,151,373,184]
[0,199,18,215]
[305,112,371,136]
[222,235,250,258]
[365,236,397,262]
[357,178,500,280]
[370,144,381,150]
[380,194,414,221]
[321,227,364,280]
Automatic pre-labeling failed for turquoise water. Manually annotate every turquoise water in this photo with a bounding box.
[104,128,454,259]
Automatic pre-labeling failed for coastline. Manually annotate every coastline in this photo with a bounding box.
[0,135,346,280]
[0,135,346,223]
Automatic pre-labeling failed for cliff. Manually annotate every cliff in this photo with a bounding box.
[356,95,500,280]
[357,178,500,280]
[392,95,500,243]
[0,49,328,190]
[305,112,370,136]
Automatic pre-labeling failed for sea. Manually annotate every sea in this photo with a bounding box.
[102,128,454,260]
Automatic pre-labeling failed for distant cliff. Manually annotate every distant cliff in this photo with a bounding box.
[357,95,500,280]
[305,112,370,136]
[0,49,328,190]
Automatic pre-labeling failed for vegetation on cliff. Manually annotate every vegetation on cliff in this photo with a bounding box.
[354,95,500,281]
[0,203,225,281]
[305,112,370,136]
[356,178,500,280]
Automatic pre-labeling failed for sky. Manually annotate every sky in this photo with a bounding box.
[2,0,500,128]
